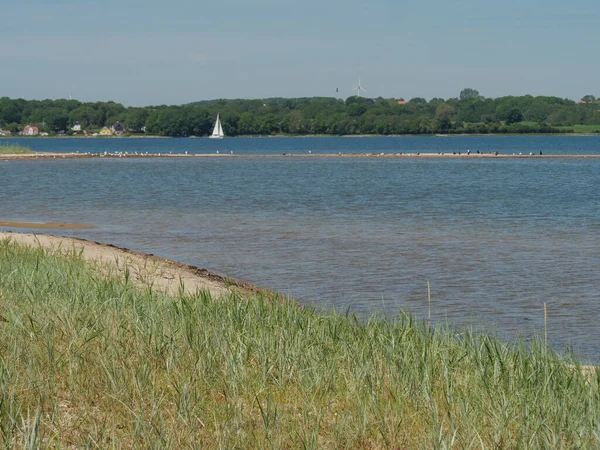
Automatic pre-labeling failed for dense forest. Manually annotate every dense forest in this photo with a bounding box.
[1,89,600,137]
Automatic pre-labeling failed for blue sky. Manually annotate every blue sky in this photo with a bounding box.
[2,0,598,106]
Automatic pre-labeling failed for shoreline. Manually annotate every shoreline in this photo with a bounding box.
[2,151,600,161]
[3,230,596,376]
[3,230,596,372]
[2,132,600,138]
[0,231,268,299]
[3,232,598,447]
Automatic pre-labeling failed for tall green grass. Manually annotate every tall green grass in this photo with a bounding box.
[0,238,598,448]
[0,144,34,154]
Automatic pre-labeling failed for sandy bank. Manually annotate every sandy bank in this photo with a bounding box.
[0,232,263,299]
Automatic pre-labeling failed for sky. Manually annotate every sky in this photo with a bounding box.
[1,0,599,106]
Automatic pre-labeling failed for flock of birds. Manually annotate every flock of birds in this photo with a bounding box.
[68,150,236,157]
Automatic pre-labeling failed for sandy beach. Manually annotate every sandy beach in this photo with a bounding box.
[0,231,263,299]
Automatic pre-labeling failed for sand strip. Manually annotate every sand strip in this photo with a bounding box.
[0,232,263,299]
[2,152,600,160]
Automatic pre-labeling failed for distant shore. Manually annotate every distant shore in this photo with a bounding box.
[2,132,600,139]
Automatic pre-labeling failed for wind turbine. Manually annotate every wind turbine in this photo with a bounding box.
[352,78,367,97]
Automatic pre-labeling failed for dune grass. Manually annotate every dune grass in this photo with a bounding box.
[0,144,34,154]
[0,239,599,448]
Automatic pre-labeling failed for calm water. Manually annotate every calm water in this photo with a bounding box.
[1,137,599,360]
[2,135,600,155]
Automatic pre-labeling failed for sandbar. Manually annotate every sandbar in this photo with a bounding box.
[2,152,600,160]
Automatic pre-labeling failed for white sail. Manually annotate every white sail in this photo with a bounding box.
[209,114,224,139]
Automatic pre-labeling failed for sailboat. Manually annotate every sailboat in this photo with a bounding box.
[209,114,224,139]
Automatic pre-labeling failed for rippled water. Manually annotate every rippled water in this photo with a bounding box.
[3,134,600,155]
[1,137,599,359]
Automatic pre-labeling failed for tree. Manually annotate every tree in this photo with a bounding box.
[258,114,280,135]
[237,112,256,135]
[125,108,150,132]
[280,110,305,134]
[435,103,454,119]
[523,100,551,123]
[0,100,21,124]
[96,101,126,126]
[0,94,575,137]
[145,109,187,136]
[347,103,367,117]
[311,113,327,134]
[581,95,596,103]
[70,106,100,128]
[504,108,523,125]
[185,107,212,136]
[5,122,21,133]
[43,107,69,131]
[495,100,521,121]
[459,88,483,101]
[222,113,240,136]
[429,97,445,104]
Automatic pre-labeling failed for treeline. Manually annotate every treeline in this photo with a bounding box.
[1,89,600,136]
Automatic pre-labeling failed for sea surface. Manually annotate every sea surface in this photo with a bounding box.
[2,137,599,360]
[2,134,600,155]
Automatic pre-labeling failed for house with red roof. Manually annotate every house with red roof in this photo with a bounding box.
[23,125,39,135]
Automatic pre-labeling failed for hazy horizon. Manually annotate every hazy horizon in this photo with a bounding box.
[2,0,599,107]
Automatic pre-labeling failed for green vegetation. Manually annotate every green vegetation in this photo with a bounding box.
[0,144,34,154]
[557,124,600,133]
[1,89,600,137]
[1,239,599,448]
